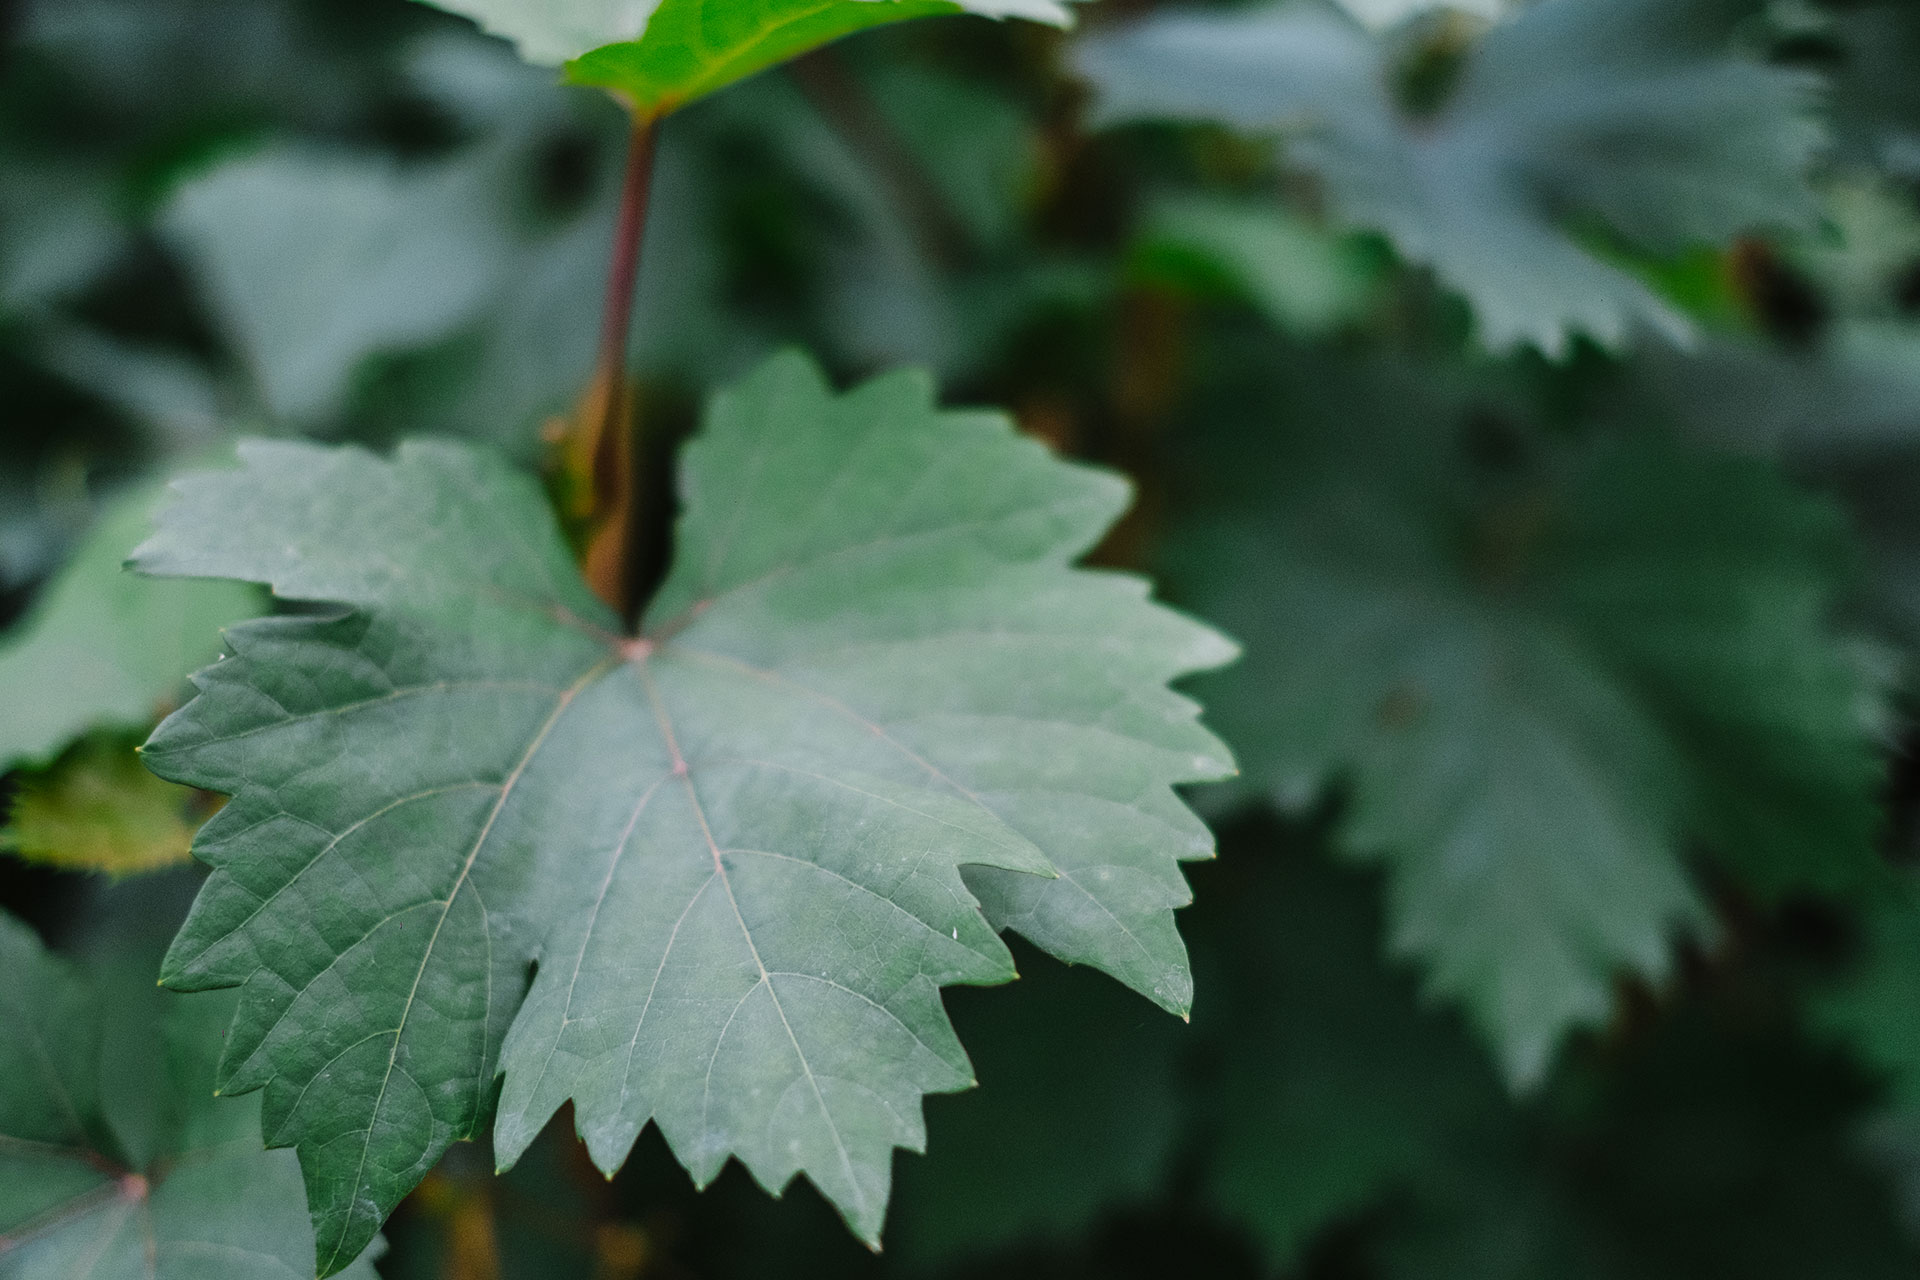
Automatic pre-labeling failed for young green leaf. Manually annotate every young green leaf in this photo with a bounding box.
[134,351,1233,1271]
[0,483,258,774]
[414,0,1074,122]
[1075,0,1821,354]
[0,911,383,1279]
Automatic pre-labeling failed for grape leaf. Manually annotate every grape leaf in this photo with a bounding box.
[4,734,203,876]
[0,483,258,774]
[134,351,1234,1271]
[1075,0,1820,354]
[1174,355,1883,1085]
[414,0,1074,123]
[0,911,382,1279]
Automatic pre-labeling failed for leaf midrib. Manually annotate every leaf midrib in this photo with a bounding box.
[634,658,869,1224]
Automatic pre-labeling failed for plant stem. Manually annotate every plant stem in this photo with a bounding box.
[581,110,660,619]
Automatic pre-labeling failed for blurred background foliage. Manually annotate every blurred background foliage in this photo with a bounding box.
[11,0,1920,1275]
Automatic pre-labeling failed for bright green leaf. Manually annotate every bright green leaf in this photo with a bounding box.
[0,911,383,1279]
[1076,0,1820,354]
[133,350,1233,1271]
[415,0,1075,122]
[0,483,258,775]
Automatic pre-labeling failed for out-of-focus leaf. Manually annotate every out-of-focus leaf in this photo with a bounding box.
[1076,0,1821,354]
[1794,181,1920,319]
[0,159,125,317]
[888,945,1188,1264]
[1627,324,1920,457]
[35,327,229,450]
[1130,194,1383,336]
[855,59,1041,255]
[0,911,384,1279]
[1175,356,1884,1086]
[158,44,749,448]
[0,483,258,774]
[1815,880,1920,1112]
[3,735,202,876]
[1824,2,1920,176]
[132,351,1233,1270]
[162,148,514,424]
[1195,833,1502,1263]
[1334,0,1508,30]
[17,0,375,139]
[413,0,1074,121]
[1379,1003,1920,1279]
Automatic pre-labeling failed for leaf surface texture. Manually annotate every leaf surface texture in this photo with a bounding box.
[135,351,1233,1270]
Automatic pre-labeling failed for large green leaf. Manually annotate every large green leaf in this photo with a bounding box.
[0,483,258,774]
[134,351,1233,1271]
[1174,355,1884,1086]
[1075,0,1820,354]
[0,911,382,1279]
[414,0,1074,122]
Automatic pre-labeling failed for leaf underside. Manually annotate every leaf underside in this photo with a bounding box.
[135,351,1234,1272]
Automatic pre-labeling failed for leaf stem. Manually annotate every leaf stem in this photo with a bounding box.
[582,110,661,618]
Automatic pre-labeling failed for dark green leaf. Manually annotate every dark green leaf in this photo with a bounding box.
[134,351,1233,1270]
[1194,835,1501,1263]
[1177,357,1883,1085]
